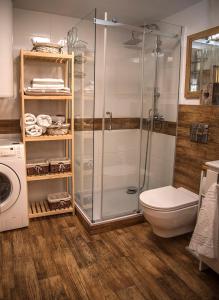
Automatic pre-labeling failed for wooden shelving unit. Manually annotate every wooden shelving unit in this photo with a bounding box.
[24,133,72,142]
[20,49,75,219]
[24,95,72,100]
[29,200,74,219]
[22,50,72,62]
[27,172,73,182]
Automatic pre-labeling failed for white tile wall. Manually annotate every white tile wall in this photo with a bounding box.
[140,132,176,190]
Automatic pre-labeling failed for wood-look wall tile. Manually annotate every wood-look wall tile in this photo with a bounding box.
[0,120,20,134]
[174,105,219,193]
[0,118,176,136]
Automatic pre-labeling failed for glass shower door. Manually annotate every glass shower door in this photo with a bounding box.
[73,9,96,221]
[100,24,144,220]
[143,25,182,191]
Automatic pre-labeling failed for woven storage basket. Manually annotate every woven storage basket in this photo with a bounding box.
[74,54,87,64]
[49,158,71,173]
[27,159,49,176]
[47,123,70,135]
[32,42,63,54]
[51,115,66,124]
[47,192,71,210]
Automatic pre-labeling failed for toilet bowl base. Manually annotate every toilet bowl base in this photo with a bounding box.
[151,224,195,238]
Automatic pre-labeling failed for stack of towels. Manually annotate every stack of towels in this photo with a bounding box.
[24,113,52,136]
[25,78,70,94]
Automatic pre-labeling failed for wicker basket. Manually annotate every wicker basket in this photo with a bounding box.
[47,123,70,135]
[32,42,63,54]
[74,55,87,64]
[27,159,49,176]
[47,192,72,210]
[49,158,71,173]
[51,115,66,124]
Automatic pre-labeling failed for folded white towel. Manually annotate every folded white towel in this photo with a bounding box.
[36,114,52,128]
[32,78,64,84]
[32,84,65,89]
[25,87,70,93]
[24,113,36,126]
[189,183,219,259]
[25,125,43,137]
[31,37,50,44]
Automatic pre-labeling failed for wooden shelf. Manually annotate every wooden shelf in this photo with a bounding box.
[27,172,73,182]
[23,94,72,100]
[24,133,72,142]
[22,50,72,63]
[20,48,75,220]
[29,200,74,219]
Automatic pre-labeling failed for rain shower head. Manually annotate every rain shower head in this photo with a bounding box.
[124,32,142,46]
[144,23,160,32]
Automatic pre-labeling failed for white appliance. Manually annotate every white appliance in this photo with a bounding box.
[140,186,199,238]
[0,139,28,232]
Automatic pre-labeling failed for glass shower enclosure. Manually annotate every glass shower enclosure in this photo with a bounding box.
[71,10,182,223]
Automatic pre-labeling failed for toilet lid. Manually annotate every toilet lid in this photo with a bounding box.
[140,186,199,212]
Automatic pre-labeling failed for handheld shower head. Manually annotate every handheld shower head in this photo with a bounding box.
[152,36,164,57]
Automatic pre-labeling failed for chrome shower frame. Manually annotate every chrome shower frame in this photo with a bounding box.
[94,18,179,39]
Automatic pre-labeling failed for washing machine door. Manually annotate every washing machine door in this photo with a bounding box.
[0,163,21,213]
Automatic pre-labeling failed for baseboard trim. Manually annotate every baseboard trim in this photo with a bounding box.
[75,205,145,235]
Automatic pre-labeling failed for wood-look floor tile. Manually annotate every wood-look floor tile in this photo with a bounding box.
[53,249,89,300]
[117,286,146,300]
[13,258,42,300]
[1,216,219,300]
[39,275,70,300]
[63,227,96,269]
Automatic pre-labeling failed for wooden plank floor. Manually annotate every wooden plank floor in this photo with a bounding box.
[0,215,219,300]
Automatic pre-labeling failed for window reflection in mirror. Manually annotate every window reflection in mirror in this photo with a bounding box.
[185,27,219,99]
[190,35,219,93]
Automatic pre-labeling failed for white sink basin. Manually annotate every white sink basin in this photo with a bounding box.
[205,160,219,170]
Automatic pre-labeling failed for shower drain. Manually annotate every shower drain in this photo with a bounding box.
[126,186,138,194]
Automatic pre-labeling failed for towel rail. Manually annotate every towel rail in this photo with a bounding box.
[197,164,219,273]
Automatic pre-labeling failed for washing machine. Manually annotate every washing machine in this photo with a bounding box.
[0,139,28,232]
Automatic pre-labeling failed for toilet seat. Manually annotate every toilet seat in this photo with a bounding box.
[140,186,199,212]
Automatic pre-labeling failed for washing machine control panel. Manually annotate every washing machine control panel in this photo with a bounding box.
[0,145,22,158]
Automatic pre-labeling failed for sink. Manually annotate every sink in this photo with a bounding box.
[205,160,219,171]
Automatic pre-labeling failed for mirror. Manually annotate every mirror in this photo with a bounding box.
[185,26,219,100]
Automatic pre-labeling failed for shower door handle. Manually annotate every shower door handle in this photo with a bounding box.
[106,111,112,130]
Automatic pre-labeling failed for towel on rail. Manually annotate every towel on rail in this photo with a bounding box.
[189,182,219,259]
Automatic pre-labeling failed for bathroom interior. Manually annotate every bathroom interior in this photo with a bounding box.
[1,0,219,299]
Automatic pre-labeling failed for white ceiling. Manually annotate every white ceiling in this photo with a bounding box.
[13,0,201,25]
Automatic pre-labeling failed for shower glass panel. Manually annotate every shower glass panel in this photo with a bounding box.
[140,22,182,191]
[139,33,158,192]
[100,25,144,219]
[73,9,96,221]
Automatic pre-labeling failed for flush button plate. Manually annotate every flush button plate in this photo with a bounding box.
[190,123,209,144]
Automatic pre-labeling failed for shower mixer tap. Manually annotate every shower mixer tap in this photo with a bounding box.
[147,108,164,122]
[106,111,113,130]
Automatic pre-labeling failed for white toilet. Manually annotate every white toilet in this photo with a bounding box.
[140,186,199,238]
